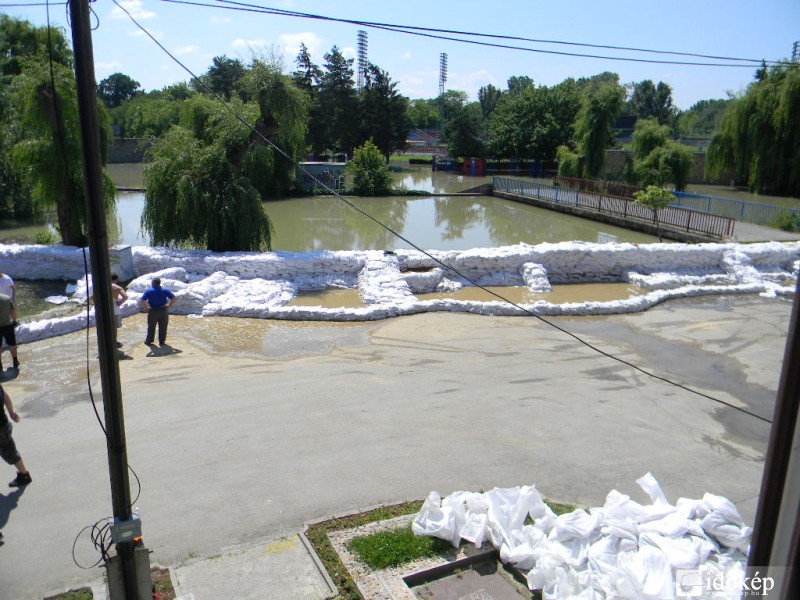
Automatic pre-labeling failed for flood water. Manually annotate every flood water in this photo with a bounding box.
[1,164,660,249]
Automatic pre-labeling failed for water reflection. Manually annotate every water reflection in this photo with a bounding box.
[0,167,659,249]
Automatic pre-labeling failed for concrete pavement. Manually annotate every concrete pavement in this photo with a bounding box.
[0,294,792,599]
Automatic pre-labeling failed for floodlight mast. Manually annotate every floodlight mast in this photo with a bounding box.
[68,0,149,597]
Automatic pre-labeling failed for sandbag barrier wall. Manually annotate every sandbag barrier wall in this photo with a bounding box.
[1,241,798,343]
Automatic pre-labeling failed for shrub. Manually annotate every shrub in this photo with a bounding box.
[345,139,393,196]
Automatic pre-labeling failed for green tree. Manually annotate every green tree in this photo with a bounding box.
[97,72,142,108]
[677,98,731,137]
[8,59,115,245]
[142,66,307,251]
[442,104,484,158]
[407,98,439,129]
[707,63,800,196]
[634,185,674,241]
[345,139,393,195]
[632,118,670,160]
[628,80,676,125]
[478,84,503,120]
[486,82,580,159]
[291,43,322,93]
[111,93,183,138]
[631,118,693,190]
[194,55,246,100]
[574,82,626,178]
[556,145,581,178]
[313,46,358,156]
[1,16,72,218]
[506,76,534,96]
[358,63,410,160]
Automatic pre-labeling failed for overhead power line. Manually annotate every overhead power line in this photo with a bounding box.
[153,0,795,69]
[110,0,775,427]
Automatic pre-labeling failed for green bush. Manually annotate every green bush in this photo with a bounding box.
[775,211,800,232]
[345,139,393,196]
[34,230,58,245]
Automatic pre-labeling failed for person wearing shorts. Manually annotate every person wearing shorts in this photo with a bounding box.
[1,384,31,487]
[0,293,19,371]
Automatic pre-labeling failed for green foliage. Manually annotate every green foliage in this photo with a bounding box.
[345,139,393,195]
[574,83,626,178]
[774,211,800,232]
[478,83,502,120]
[97,72,142,108]
[358,64,410,160]
[486,82,580,159]
[34,230,58,244]
[193,55,246,100]
[632,118,670,161]
[678,98,731,137]
[291,42,322,93]
[634,185,674,211]
[313,46,358,156]
[7,52,115,246]
[631,119,693,190]
[143,126,273,251]
[707,64,800,196]
[407,98,439,129]
[556,145,581,177]
[111,94,183,138]
[348,525,451,570]
[142,66,307,251]
[627,80,676,125]
[442,103,484,158]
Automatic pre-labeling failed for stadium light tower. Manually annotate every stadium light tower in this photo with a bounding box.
[792,41,800,62]
[357,30,368,88]
[438,52,448,97]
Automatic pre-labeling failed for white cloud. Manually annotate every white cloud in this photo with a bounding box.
[110,0,157,20]
[130,28,164,40]
[448,69,498,100]
[95,61,123,72]
[173,44,199,56]
[211,16,232,24]
[401,52,412,60]
[277,32,325,62]
[341,46,356,60]
[232,38,271,50]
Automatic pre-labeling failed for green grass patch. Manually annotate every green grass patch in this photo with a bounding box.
[390,154,433,164]
[305,500,424,600]
[347,524,452,570]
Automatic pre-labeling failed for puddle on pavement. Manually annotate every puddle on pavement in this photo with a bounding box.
[288,288,365,308]
[174,315,372,358]
[417,282,644,304]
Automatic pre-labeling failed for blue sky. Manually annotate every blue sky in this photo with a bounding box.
[5,0,799,109]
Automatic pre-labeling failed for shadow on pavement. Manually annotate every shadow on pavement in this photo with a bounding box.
[145,344,182,358]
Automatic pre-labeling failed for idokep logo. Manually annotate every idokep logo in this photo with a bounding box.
[675,569,710,598]
[675,568,776,598]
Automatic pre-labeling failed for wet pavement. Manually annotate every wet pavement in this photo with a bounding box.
[0,294,793,599]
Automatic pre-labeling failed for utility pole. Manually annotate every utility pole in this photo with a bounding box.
[67,0,150,597]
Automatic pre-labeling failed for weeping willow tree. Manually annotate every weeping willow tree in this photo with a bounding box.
[142,64,308,252]
[2,17,114,241]
[9,59,115,246]
[707,64,800,196]
[573,83,625,178]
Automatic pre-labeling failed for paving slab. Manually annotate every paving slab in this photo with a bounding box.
[171,534,335,600]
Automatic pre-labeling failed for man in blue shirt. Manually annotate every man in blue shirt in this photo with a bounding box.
[139,277,176,346]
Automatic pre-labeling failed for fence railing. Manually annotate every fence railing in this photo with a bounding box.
[553,176,644,199]
[493,177,736,238]
[669,191,800,226]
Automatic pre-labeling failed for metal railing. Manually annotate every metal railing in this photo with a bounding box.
[670,191,800,227]
[493,177,736,238]
[553,176,644,199]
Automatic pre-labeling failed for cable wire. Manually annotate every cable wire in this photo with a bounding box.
[155,0,796,69]
[112,0,774,426]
